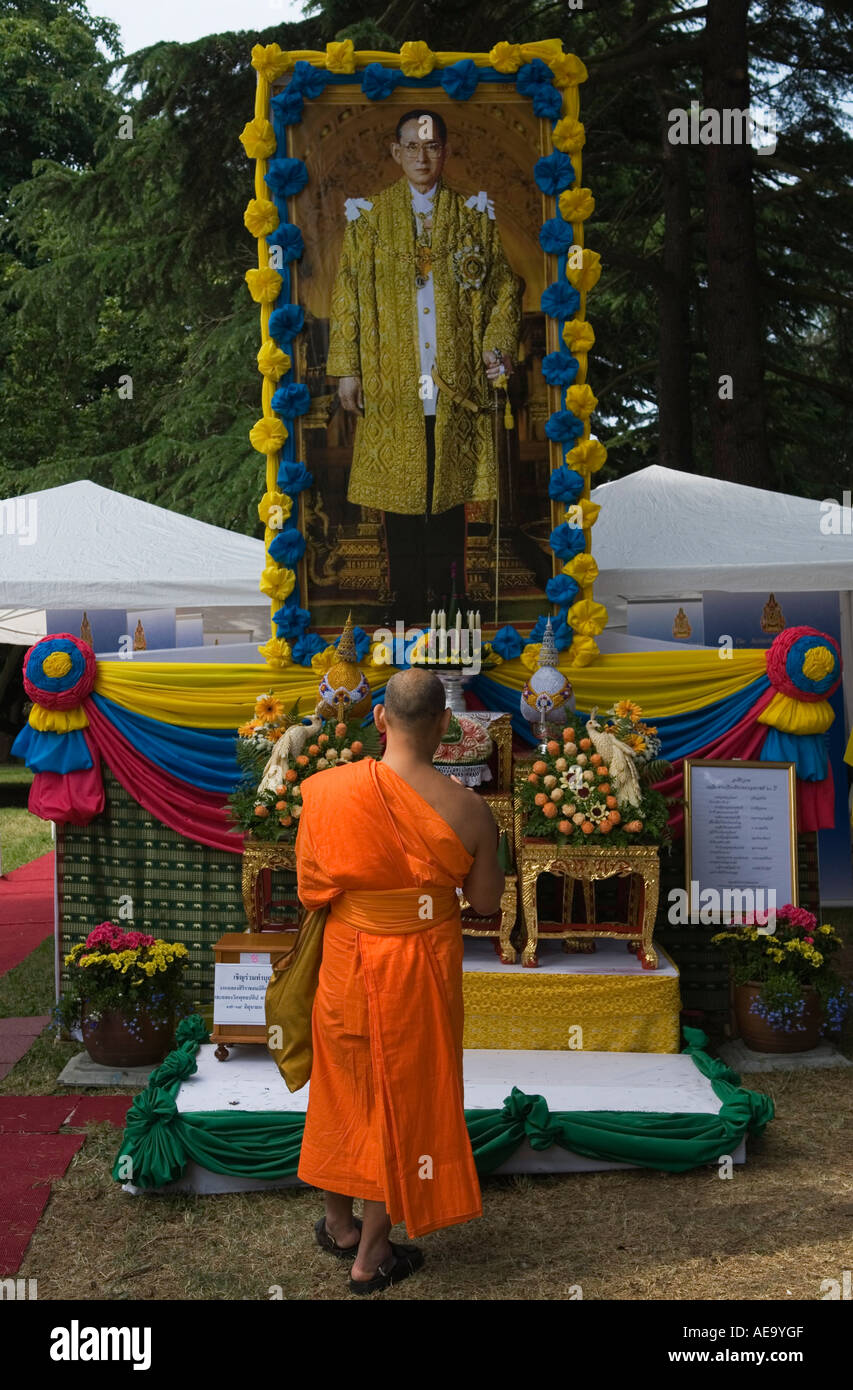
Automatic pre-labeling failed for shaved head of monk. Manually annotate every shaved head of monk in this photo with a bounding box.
[375,668,452,754]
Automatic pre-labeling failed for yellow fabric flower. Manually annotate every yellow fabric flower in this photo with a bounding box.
[239,118,277,160]
[802,645,835,680]
[257,489,292,525]
[566,249,602,292]
[400,41,435,77]
[565,498,602,530]
[549,52,588,88]
[244,197,279,238]
[565,383,598,419]
[311,644,338,675]
[257,341,291,380]
[43,650,73,678]
[567,635,600,667]
[251,43,293,83]
[520,643,542,672]
[489,42,522,72]
[614,700,643,721]
[552,117,586,155]
[249,416,288,455]
[325,40,355,73]
[258,637,293,669]
[260,563,296,602]
[559,187,595,223]
[566,553,599,587]
[562,318,596,354]
[568,598,609,637]
[566,438,607,474]
[245,267,283,304]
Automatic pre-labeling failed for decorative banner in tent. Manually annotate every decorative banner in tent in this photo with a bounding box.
[13,626,841,849]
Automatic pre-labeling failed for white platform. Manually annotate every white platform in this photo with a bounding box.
[124,1043,744,1195]
[462,936,678,977]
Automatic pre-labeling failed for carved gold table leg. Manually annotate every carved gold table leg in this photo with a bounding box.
[639,862,660,969]
[498,879,518,963]
[520,862,540,967]
[242,855,259,931]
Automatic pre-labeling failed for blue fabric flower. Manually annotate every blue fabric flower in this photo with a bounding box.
[531,84,563,119]
[293,632,328,666]
[534,151,576,197]
[539,217,575,255]
[361,63,400,101]
[491,624,525,660]
[335,626,370,661]
[541,281,581,319]
[289,61,328,99]
[529,615,572,651]
[440,59,478,101]
[545,410,585,445]
[269,304,305,343]
[546,574,580,607]
[542,351,580,386]
[516,59,553,95]
[549,523,586,560]
[277,459,313,495]
[264,157,309,199]
[271,88,304,126]
[268,528,306,567]
[266,222,304,262]
[548,465,585,504]
[274,604,312,640]
[271,382,310,417]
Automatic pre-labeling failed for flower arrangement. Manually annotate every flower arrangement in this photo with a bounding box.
[519,700,672,846]
[712,906,850,1035]
[56,923,191,1038]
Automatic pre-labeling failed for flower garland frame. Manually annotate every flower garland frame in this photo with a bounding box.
[242,38,607,671]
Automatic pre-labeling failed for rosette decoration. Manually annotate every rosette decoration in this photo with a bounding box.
[11,635,105,822]
[757,626,842,827]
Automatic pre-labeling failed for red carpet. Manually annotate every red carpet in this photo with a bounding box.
[0,851,54,976]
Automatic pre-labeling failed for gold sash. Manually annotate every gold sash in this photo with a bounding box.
[333,885,460,934]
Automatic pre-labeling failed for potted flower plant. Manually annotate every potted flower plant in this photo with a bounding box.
[712,906,850,1053]
[57,923,192,1067]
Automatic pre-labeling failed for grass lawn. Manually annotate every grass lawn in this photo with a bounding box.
[0,762,52,874]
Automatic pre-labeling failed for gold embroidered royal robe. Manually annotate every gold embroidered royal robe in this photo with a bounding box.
[326,176,521,515]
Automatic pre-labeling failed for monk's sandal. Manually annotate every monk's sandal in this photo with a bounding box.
[315,1216,363,1258]
[348,1242,425,1295]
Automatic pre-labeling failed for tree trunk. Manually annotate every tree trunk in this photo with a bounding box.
[657,82,694,472]
[703,0,771,485]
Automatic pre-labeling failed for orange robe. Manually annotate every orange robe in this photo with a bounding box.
[295,756,483,1237]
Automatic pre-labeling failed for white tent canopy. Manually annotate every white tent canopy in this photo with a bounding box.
[0,480,266,644]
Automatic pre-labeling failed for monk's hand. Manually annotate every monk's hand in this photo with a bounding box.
[338,376,364,413]
[483,350,513,382]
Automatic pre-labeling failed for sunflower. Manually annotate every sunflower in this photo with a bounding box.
[613,699,643,721]
[626,732,647,752]
[254,694,284,723]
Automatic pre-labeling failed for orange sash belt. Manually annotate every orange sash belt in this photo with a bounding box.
[332,886,460,935]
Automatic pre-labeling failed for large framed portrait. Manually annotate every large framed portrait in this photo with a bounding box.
[279,86,565,631]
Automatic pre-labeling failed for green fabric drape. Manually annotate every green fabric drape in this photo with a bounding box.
[112,1020,774,1190]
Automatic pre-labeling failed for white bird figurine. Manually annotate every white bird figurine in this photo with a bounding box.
[585,710,643,808]
[257,714,323,797]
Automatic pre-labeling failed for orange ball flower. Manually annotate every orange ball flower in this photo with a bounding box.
[558,819,572,834]
[609,810,621,824]
[275,800,287,811]
[546,740,561,755]
[254,805,269,818]
[625,819,644,833]
[350,740,363,755]
[606,795,618,808]
[598,782,611,794]
[599,819,613,834]
[308,744,320,756]
[590,753,602,765]
[335,722,348,737]
[296,755,309,767]
[563,727,576,742]
[534,792,548,807]
[543,801,558,818]
[581,820,594,834]
[579,738,592,750]
[318,733,329,745]
[527,772,540,785]
[279,815,293,827]
[533,760,548,775]
[285,768,298,783]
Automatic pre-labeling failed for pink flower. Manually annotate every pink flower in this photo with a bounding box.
[780,904,816,930]
[804,936,814,944]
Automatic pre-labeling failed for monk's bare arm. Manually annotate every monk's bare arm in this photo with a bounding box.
[461,796,504,918]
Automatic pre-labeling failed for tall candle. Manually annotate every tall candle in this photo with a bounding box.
[430,609,437,632]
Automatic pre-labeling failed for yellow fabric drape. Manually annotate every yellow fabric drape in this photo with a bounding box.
[757,691,835,735]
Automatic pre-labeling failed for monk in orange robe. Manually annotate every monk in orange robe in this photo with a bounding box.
[296,668,504,1294]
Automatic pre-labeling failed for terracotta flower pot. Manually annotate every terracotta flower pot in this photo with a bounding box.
[82,1008,175,1068]
[733,982,822,1053]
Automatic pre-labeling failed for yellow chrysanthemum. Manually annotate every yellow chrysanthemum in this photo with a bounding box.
[254,694,284,723]
[567,599,609,637]
[311,644,338,675]
[566,438,607,473]
[566,249,602,292]
[258,636,293,669]
[325,40,355,73]
[559,187,595,223]
[567,635,600,667]
[520,643,542,672]
[239,118,276,160]
[614,699,643,721]
[552,116,586,155]
[562,318,596,354]
[566,553,599,587]
[548,52,588,88]
[245,267,284,304]
[43,650,73,678]
[489,42,522,73]
[399,40,435,77]
[251,43,293,83]
[259,563,295,602]
[257,489,292,526]
[256,341,291,381]
[565,497,602,530]
[565,383,598,419]
[249,416,288,455]
[244,197,279,238]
